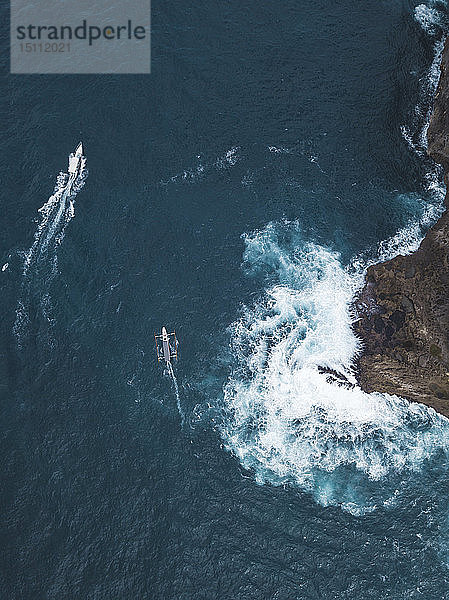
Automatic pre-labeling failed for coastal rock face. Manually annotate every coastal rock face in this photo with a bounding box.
[354,37,449,417]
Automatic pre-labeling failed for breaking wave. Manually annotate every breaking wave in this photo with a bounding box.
[13,147,88,347]
[373,189,444,263]
[220,217,449,514]
[218,7,449,513]
[401,0,447,154]
[414,0,448,35]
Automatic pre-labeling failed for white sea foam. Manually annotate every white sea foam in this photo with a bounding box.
[268,146,290,154]
[215,146,241,168]
[161,147,241,185]
[168,362,184,425]
[400,36,444,154]
[218,11,449,510]
[14,149,88,346]
[221,220,449,513]
[414,4,444,34]
[402,1,447,154]
[376,195,443,262]
[22,155,87,277]
[419,37,445,149]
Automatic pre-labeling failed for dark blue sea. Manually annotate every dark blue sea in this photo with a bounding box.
[2,1,449,598]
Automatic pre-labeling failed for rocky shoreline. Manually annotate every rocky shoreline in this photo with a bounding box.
[354,37,449,417]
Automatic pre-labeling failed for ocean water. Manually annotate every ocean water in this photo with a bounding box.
[2,1,449,598]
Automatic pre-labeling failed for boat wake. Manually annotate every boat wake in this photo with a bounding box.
[167,361,184,425]
[13,145,88,348]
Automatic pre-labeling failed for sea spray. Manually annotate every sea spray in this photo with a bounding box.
[218,8,449,510]
[401,0,448,155]
[220,221,449,513]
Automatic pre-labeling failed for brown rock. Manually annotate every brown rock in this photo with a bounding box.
[354,37,449,418]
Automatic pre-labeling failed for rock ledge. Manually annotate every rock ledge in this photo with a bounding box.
[354,37,449,417]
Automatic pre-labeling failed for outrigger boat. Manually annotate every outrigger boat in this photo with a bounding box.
[155,327,178,366]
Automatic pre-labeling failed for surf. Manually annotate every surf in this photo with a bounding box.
[217,1,449,514]
[220,220,449,514]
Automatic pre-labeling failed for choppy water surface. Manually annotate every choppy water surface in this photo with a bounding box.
[2,0,449,598]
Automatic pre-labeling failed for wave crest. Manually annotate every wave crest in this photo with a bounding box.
[221,222,449,513]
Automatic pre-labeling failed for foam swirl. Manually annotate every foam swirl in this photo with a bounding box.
[221,222,449,513]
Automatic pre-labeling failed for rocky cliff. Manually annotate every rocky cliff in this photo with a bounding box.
[354,37,449,417]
